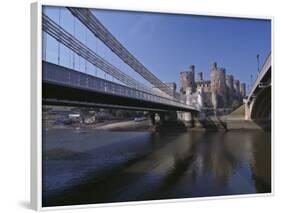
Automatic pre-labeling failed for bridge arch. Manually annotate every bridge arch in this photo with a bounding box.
[245,52,271,130]
[250,86,271,128]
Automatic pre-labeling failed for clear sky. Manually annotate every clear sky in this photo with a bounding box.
[43,6,271,93]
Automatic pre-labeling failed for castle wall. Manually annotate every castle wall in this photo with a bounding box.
[196,81,211,93]
[226,75,234,91]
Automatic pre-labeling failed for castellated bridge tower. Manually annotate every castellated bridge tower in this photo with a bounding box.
[180,65,195,94]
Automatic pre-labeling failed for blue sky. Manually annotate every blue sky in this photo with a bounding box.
[43,6,271,93]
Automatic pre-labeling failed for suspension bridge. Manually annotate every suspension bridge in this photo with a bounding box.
[42,7,199,115]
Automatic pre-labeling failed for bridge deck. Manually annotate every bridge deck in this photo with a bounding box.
[42,61,199,112]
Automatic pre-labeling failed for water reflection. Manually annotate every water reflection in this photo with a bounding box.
[42,129,271,207]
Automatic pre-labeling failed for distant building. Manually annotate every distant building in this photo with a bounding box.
[179,63,246,109]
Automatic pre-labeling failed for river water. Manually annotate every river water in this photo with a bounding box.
[42,128,271,207]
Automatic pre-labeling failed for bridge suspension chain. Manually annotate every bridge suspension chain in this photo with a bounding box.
[67,7,176,98]
[42,13,153,94]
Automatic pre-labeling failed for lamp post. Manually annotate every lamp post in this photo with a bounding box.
[250,74,253,87]
[256,54,260,73]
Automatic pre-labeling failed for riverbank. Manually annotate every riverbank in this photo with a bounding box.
[95,120,153,131]
[44,116,265,132]
[44,119,153,132]
[190,116,264,131]
[92,118,264,132]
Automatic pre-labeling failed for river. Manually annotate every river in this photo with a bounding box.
[42,128,271,207]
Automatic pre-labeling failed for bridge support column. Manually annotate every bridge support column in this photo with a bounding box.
[157,112,171,126]
[149,112,156,125]
[245,103,251,120]
[159,112,165,125]
[149,112,165,125]
[177,111,196,128]
[149,112,179,127]
[148,112,164,126]
[191,111,198,128]
[245,99,254,120]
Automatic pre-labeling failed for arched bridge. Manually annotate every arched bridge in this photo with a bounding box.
[245,52,271,129]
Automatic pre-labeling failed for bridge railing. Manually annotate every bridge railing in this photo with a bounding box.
[247,52,271,102]
[43,62,198,110]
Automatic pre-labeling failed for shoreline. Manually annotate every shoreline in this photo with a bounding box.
[43,117,267,132]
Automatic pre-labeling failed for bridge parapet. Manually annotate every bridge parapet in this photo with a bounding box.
[43,62,199,111]
[247,52,271,103]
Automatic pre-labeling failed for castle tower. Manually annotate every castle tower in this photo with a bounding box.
[234,79,241,99]
[210,62,218,108]
[210,63,227,108]
[240,83,246,98]
[211,91,218,111]
[198,72,203,81]
[180,72,188,94]
[218,68,226,87]
[179,65,195,94]
[218,68,227,107]
[226,75,234,92]
[188,65,195,92]
[210,62,218,92]
[226,74,234,106]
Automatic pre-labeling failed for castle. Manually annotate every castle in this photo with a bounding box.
[179,63,246,109]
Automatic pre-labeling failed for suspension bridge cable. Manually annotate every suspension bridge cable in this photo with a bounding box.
[42,13,153,94]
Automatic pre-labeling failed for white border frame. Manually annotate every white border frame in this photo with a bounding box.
[31,2,42,210]
[31,1,274,211]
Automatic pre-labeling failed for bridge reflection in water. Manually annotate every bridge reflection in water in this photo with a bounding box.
[42,129,271,207]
